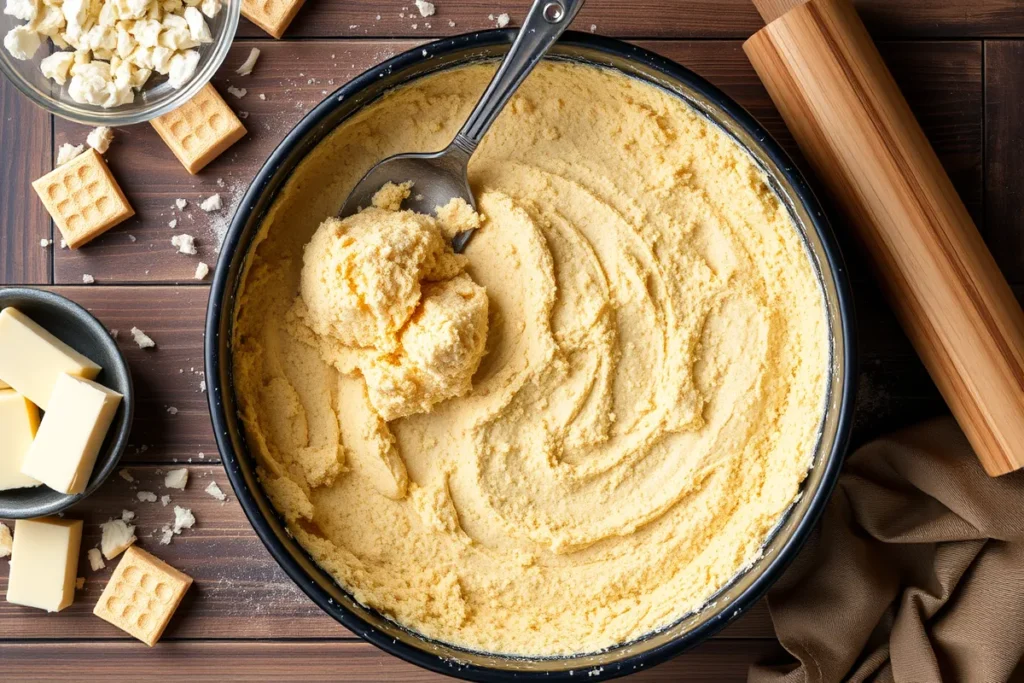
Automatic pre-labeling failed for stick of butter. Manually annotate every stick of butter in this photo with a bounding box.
[0,390,42,491]
[0,307,101,409]
[21,373,123,495]
[6,517,83,612]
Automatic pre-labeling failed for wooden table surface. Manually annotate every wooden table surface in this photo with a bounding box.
[1,0,1021,680]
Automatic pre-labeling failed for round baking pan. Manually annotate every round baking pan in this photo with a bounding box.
[206,30,857,682]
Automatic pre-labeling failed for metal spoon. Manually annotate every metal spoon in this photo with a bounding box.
[339,0,586,252]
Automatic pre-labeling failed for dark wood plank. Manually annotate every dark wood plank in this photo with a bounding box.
[0,79,52,285]
[984,41,1024,284]
[53,40,981,287]
[0,464,778,640]
[236,0,1024,40]
[0,638,785,680]
[46,286,216,464]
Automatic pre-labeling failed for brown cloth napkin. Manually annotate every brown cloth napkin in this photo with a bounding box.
[748,417,1024,683]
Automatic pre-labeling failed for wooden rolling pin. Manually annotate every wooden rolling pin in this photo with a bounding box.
[744,0,1024,476]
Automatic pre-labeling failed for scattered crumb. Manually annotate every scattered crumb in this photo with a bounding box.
[158,525,174,545]
[198,452,206,459]
[199,379,206,392]
[165,468,189,490]
[127,234,136,242]
[200,194,223,212]
[171,233,198,255]
[118,469,135,483]
[238,110,249,119]
[87,547,106,571]
[236,47,260,76]
[0,522,11,558]
[86,126,114,153]
[56,143,84,166]
[109,329,119,338]
[172,506,195,534]
[160,494,171,506]
[75,577,85,590]
[205,481,227,501]
[100,519,136,560]
[167,406,178,415]
[40,238,51,248]
[227,86,247,99]
[496,12,510,28]
[414,0,434,17]
[130,327,156,349]
[82,274,95,284]
[60,239,67,248]
[175,198,188,210]
[448,19,455,27]
[194,262,210,280]
[121,509,135,523]
[137,490,158,503]
[589,23,597,32]
[169,219,178,229]
[258,93,266,100]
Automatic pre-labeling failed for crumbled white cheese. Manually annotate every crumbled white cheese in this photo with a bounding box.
[167,49,200,88]
[137,490,157,502]
[0,522,11,558]
[172,505,195,534]
[183,6,212,43]
[86,126,114,153]
[3,25,40,60]
[40,239,52,248]
[199,379,206,392]
[166,406,178,415]
[205,480,227,501]
[495,12,510,28]
[414,0,434,17]
[3,0,36,21]
[160,494,171,506]
[235,47,259,76]
[171,233,197,254]
[194,262,209,280]
[130,326,156,348]
[169,219,178,229]
[200,193,222,212]
[40,51,75,85]
[56,143,84,166]
[164,467,188,490]
[82,273,95,284]
[87,547,106,570]
[226,85,246,99]
[175,198,187,210]
[100,519,136,559]
[121,509,135,523]
[158,525,174,544]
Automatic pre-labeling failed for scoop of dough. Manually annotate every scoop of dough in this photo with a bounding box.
[299,193,488,420]
[362,274,489,420]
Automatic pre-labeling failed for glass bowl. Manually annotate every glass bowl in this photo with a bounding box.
[206,31,857,682]
[0,0,239,126]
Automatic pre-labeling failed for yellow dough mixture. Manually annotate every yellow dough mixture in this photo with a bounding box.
[232,61,829,656]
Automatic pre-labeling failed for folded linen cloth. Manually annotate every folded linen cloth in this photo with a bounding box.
[749,417,1024,683]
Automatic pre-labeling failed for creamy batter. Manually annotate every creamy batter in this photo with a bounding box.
[232,61,829,656]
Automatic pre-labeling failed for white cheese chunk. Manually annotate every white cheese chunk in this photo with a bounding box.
[4,25,41,60]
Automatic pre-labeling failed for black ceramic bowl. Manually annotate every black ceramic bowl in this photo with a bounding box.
[206,31,856,682]
[0,287,134,518]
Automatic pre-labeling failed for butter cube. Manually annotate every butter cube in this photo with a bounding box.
[22,374,123,495]
[0,390,42,491]
[0,307,102,409]
[6,517,84,612]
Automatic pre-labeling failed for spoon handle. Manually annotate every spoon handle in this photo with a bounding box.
[452,0,586,154]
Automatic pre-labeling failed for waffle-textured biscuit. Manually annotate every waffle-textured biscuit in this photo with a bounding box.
[32,148,134,249]
[150,84,247,175]
[242,0,306,39]
[93,546,193,646]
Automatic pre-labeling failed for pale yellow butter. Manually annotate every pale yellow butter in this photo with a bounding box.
[0,389,42,491]
[0,307,101,409]
[21,373,122,495]
[6,517,83,612]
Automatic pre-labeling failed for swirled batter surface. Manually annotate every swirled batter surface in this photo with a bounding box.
[232,61,829,656]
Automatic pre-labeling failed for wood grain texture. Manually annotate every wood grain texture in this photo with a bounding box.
[0,79,52,285]
[52,40,981,287]
[0,638,786,680]
[0,465,777,640]
[984,41,1024,283]
[234,0,1024,40]
[745,0,1024,475]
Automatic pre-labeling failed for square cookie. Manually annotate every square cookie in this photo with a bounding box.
[150,84,247,175]
[32,148,134,249]
[93,546,193,646]
[242,0,307,39]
